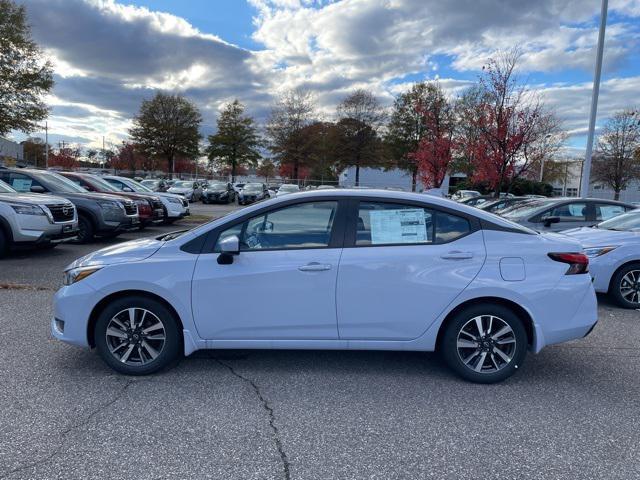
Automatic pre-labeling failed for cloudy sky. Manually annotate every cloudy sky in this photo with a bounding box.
[12,0,640,154]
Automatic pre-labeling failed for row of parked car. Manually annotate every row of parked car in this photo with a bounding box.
[454,192,640,309]
[137,179,337,205]
[0,167,191,257]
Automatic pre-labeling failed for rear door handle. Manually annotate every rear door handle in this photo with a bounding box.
[298,262,332,272]
[440,251,474,260]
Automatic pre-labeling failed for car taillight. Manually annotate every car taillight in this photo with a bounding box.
[548,252,589,275]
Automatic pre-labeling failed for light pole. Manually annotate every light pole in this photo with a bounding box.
[581,0,608,198]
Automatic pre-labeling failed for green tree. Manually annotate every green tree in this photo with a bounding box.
[384,82,432,191]
[256,159,276,181]
[266,89,316,180]
[129,93,202,176]
[0,0,54,135]
[335,89,385,186]
[205,100,262,182]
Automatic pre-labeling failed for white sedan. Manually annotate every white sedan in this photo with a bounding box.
[53,189,597,383]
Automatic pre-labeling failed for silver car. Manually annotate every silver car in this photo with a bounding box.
[562,209,640,309]
[0,179,78,256]
[500,198,635,232]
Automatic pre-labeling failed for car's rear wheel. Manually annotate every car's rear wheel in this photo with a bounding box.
[610,263,640,309]
[441,304,527,383]
[76,215,95,243]
[94,296,182,375]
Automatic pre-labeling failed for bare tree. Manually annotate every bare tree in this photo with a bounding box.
[266,89,316,180]
[458,48,565,196]
[336,89,386,186]
[592,109,640,200]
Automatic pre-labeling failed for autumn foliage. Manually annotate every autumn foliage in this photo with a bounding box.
[48,149,78,169]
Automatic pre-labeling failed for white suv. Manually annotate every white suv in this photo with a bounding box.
[0,179,78,257]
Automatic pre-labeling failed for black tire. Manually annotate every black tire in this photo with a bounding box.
[94,296,182,375]
[440,303,527,384]
[76,215,95,243]
[610,262,640,309]
[0,228,8,258]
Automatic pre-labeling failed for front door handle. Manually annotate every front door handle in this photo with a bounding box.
[298,262,332,272]
[440,251,474,260]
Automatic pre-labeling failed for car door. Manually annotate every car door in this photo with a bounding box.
[336,199,486,340]
[191,199,346,340]
[534,201,591,232]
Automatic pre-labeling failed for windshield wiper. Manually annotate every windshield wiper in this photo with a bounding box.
[158,230,187,241]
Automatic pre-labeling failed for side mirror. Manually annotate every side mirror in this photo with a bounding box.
[544,216,560,227]
[84,185,92,191]
[30,185,45,193]
[217,235,240,265]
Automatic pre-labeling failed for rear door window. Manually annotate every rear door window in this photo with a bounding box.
[595,203,628,221]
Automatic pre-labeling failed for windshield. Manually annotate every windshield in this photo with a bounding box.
[141,180,158,186]
[86,175,120,192]
[279,184,299,192]
[173,181,193,188]
[501,199,555,219]
[126,179,152,193]
[244,184,263,192]
[36,172,88,193]
[0,180,16,193]
[598,210,640,231]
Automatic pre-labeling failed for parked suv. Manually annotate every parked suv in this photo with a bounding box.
[0,169,139,243]
[0,179,78,257]
[59,172,165,228]
[102,175,189,224]
[201,182,236,204]
[167,180,203,202]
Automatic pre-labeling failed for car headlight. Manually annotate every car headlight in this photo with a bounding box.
[63,266,101,286]
[166,196,182,204]
[584,246,618,258]
[10,203,46,216]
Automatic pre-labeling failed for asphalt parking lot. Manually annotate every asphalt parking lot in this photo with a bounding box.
[1,202,639,479]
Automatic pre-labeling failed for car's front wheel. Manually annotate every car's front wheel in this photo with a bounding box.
[94,296,182,375]
[441,304,527,383]
[610,263,640,309]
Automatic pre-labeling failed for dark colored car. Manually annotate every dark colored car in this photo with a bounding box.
[460,195,493,207]
[59,172,165,228]
[0,168,139,243]
[238,183,269,205]
[479,196,535,213]
[202,182,236,204]
[500,197,636,232]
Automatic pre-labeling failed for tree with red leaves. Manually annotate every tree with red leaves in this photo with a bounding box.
[279,163,309,180]
[48,148,78,169]
[459,49,563,196]
[409,82,455,189]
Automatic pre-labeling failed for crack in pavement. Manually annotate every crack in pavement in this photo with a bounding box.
[0,378,134,479]
[0,283,54,292]
[212,356,291,480]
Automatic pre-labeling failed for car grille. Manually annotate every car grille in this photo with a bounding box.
[47,203,75,223]
[151,199,163,210]
[123,202,137,216]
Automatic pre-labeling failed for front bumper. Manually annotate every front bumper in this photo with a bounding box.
[13,216,79,245]
[51,282,97,348]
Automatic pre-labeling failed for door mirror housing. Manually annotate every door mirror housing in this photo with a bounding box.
[217,235,240,265]
[544,216,560,227]
[30,185,46,193]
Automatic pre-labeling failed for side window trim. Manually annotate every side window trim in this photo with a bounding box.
[344,197,478,248]
[206,198,349,253]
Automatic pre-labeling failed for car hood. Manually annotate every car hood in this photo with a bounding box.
[205,189,227,194]
[0,192,70,206]
[168,187,190,193]
[58,191,130,203]
[155,192,185,200]
[67,237,163,270]
[561,226,640,247]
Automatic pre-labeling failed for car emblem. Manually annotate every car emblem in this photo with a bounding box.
[62,205,71,216]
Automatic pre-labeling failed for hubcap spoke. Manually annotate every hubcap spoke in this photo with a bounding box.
[457,314,516,374]
[106,308,165,366]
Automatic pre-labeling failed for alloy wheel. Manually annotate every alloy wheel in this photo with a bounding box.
[105,308,166,365]
[456,315,516,373]
[619,269,640,305]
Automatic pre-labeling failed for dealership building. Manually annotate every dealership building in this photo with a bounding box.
[0,137,24,167]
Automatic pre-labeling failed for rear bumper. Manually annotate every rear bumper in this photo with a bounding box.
[532,279,598,352]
